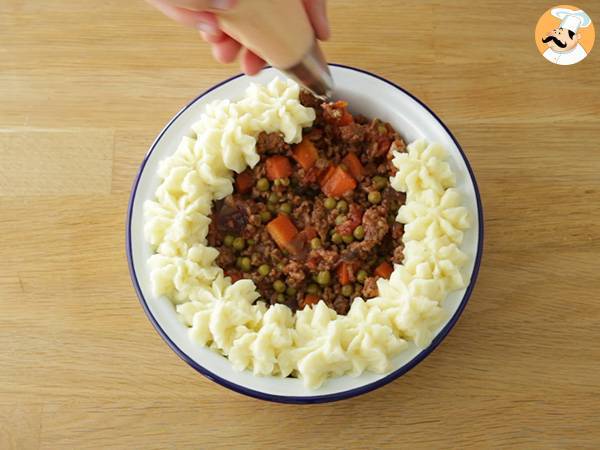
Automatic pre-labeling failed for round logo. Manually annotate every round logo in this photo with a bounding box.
[535,4,595,65]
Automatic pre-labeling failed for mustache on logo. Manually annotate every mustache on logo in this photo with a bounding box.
[542,35,567,48]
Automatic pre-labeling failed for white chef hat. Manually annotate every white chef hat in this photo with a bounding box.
[551,8,592,33]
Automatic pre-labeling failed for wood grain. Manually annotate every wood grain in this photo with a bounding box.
[1,0,600,448]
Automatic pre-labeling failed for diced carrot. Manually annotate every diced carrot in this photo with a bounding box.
[234,170,254,194]
[265,156,293,180]
[321,166,357,198]
[266,214,299,252]
[337,262,356,286]
[292,138,319,170]
[300,294,320,309]
[319,165,336,186]
[342,153,364,180]
[374,261,393,279]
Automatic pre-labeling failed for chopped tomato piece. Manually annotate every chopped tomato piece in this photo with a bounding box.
[292,138,319,170]
[342,152,364,180]
[339,113,353,126]
[227,272,242,283]
[334,100,353,125]
[234,170,254,194]
[374,261,393,279]
[265,156,292,180]
[266,214,299,252]
[301,165,322,185]
[323,100,354,126]
[299,294,320,309]
[303,226,318,241]
[287,227,317,257]
[377,138,392,155]
[336,204,363,235]
[306,256,318,271]
[321,166,357,198]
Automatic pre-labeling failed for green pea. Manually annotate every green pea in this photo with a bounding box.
[247,239,256,246]
[224,235,234,247]
[235,256,243,269]
[267,203,277,213]
[306,283,319,295]
[280,177,290,186]
[240,257,251,272]
[336,200,348,212]
[356,270,368,283]
[342,234,354,244]
[331,232,343,244]
[257,177,270,192]
[268,192,279,203]
[368,191,382,204]
[280,203,292,214]
[335,215,347,226]
[275,293,286,303]
[317,270,331,286]
[273,280,286,293]
[232,237,246,251]
[372,176,387,190]
[286,286,297,296]
[273,179,281,187]
[310,237,322,250]
[260,210,272,223]
[341,284,353,297]
[258,264,270,276]
[277,262,285,272]
[353,225,365,240]
[324,197,336,209]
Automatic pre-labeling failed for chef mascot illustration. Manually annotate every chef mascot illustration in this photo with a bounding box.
[542,8,592,65]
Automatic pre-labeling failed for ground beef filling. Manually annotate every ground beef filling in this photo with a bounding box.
[207,92,407,315]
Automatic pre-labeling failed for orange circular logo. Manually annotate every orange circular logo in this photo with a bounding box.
[535,4,595,65]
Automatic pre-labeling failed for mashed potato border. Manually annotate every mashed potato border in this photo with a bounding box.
[143,78,472,388]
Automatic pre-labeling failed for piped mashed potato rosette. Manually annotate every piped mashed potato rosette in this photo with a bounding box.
[144,78,472,388]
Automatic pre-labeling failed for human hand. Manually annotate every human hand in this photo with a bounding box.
[146,0,330,75]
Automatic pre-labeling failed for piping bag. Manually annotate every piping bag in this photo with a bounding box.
[216,0,334,98]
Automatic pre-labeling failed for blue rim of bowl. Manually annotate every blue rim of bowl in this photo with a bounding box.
[126,63,484,404]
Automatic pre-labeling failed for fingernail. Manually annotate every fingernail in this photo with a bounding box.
[211,0,235,10]
[196,22,218,34]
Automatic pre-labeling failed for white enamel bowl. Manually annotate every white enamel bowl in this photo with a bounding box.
[126,64,484,403]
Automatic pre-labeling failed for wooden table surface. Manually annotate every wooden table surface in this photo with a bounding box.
[2,0,600,448]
